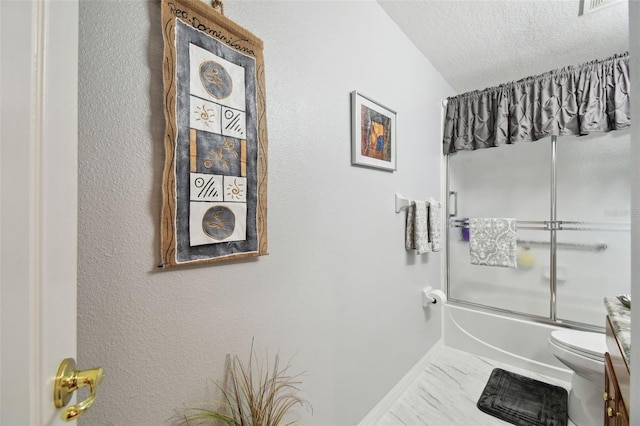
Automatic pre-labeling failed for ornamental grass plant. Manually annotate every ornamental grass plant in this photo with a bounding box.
[182,342,311,426]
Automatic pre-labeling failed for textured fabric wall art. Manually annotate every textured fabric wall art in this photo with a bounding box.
[160,0,268,267]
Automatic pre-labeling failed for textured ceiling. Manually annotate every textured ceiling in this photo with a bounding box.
[377,0,629,94]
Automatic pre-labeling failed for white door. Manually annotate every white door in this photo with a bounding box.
[1,0,85,424]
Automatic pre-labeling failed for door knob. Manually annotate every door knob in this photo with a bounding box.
[53,358,104,421]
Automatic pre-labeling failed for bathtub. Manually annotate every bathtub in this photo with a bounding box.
[443,302,573,382]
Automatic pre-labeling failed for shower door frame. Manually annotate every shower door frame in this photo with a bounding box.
[444,135,628,333]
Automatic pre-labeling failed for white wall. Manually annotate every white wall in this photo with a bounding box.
[77,1,453,424]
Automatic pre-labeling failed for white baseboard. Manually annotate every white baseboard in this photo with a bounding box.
[357,340,444,425]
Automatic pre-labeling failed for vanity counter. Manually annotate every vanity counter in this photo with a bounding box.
[604,297,631,367]
[604,297,630,424]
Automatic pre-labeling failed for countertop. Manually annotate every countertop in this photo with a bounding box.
[604,296,631,368]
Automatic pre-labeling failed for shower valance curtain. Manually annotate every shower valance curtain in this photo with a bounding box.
[442,52,630,154]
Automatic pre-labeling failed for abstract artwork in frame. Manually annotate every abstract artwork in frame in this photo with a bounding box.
[160,0,268,267]
[351,91,396,171]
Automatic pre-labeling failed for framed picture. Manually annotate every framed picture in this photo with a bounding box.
[351,91,396,171]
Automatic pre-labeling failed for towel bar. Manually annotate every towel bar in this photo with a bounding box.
[517,239,608,252]
[449,218,629,232]
[395,193,412,213]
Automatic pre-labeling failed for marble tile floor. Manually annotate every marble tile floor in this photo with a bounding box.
[377,346,577,426]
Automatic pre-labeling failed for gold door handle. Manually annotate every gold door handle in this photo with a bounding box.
[53,358,104,421]
[607,406,621,418]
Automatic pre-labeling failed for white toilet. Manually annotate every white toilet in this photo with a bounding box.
[548,329,608,426]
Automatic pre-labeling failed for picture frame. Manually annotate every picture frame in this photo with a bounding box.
[351,91,396,171]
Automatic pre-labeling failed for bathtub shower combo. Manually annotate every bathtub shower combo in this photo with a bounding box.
[441,53,630,425]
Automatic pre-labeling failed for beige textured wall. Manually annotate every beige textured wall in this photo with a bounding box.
[77,1,453,424]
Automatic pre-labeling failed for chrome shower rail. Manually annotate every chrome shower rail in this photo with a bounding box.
[516,239,607,252]
[558,221,630,232]
[449,218,630,232]
[450,219,545,230]
[449,218,611,251]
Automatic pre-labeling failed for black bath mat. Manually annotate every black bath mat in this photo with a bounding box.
[477,368,568,426]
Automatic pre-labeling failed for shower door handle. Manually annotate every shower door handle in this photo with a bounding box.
[449,191,458,217]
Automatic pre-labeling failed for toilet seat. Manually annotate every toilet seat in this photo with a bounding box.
[549,329,606,362]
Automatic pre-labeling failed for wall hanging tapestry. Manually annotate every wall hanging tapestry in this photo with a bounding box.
[160,0,268,267]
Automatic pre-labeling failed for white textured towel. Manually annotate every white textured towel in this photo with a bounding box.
[428,199,441,252]
[468,218,517,268]
[414,200,431,254]
[405,203,416,250]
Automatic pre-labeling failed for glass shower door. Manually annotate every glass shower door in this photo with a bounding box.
[448,141,551,318]
[555,129,631,327]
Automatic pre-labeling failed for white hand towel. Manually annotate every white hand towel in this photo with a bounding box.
[414,201,431,254]
[469,218,517,268]
[428,199,441,252]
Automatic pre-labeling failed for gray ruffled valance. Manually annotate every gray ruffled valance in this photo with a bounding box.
[443,52,630,154]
